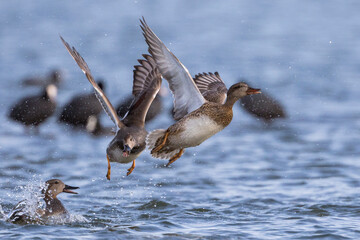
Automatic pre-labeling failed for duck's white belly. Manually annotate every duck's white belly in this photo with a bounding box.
[172,115,224,148]
[108,148,142,164]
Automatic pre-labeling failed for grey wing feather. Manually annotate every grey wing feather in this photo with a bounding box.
[140,17,206,120]
[193,72,228,104]
[125,54,162,126]
[60,36,124,130]
[132,54,161,97]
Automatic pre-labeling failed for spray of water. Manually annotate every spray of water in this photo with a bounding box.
[5,178,88,224]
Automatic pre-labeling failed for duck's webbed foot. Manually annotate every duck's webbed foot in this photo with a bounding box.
[166,149,184,167]
[127,160,136,176]
[106,154,111,180]
[152,130,170,153]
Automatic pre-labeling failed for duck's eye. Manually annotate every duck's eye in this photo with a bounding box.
[55,181,59,184]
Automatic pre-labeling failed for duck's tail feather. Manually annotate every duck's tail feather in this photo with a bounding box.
[146,129,180,160]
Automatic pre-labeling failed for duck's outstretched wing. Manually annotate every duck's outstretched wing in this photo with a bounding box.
[124,54,162,127]
[193,72,228,104]
[60,36,124,130]
[140,17,206,121]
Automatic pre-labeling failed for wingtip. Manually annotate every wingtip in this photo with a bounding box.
[59,35,67,46]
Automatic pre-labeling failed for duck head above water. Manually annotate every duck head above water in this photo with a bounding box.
[42,179,78,200]
[224,82,261,107]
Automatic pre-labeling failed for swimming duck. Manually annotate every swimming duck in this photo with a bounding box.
[22,69,62,87]
[239,81,286,122]
[58,80,105,127]
[140,18,261,166]
[8,179,78,224]
[8,84,57,129]
[61,36,162,180]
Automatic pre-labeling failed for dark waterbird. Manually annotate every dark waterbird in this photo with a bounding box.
[8,84,57,130]
[58,80,105,127]
[61,36,162,180]
[8,179,78,224]
[141,18,261,166]
[239,83,286,122]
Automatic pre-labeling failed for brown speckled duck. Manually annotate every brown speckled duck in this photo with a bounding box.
[141,18,261,167]
[61,36,161,180]
[8,179,78,224]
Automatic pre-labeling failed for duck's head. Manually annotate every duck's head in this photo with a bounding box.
[227,82,261,99]
[42,179,78,199]
[50,69,62,85]
[122,134,136,157]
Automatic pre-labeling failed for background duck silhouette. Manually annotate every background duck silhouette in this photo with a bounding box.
[61,36,162,180]
[8,179,78,224]
[58,80,105,127]
[141,18,261,167]
[239,81,286,122]
[8,84,57,131]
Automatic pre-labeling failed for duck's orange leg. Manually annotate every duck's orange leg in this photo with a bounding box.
[166,149,184,167]
[127,160,136,176]
[152,130,170,153]
[106,155,111,180]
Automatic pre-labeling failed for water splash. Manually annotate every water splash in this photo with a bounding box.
[0,204,6,221]
[6,178,46,224]
[6,179,88,225]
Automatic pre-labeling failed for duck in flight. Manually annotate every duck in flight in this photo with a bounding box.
[140,18,261,167]
[60,36,162,180]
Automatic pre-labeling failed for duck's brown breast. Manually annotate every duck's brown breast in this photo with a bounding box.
[193,102,233,127]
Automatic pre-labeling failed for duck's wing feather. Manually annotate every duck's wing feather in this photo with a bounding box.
[140,18,206,121]
[193,72,228,104]
[60,36,124,130]
[124,54,162,126]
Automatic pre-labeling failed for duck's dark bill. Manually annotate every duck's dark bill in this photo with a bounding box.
[246,87,261,95]
[63,185,79,194]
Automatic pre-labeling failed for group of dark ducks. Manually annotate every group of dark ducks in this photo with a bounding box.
[7,18,286,224]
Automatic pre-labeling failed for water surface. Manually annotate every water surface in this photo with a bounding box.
[0,1,360,239]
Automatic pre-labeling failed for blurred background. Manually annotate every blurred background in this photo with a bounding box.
[0,0,360,239]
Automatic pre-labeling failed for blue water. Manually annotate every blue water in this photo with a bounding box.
[1,0,360,239]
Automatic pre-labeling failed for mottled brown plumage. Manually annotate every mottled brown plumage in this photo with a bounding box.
[141,18,261,166]
[193,72,227,104]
